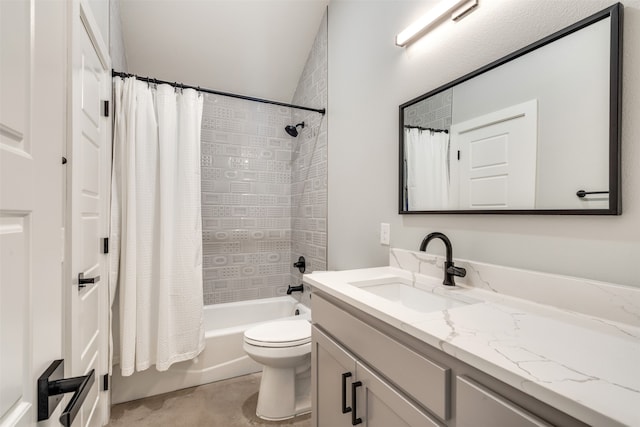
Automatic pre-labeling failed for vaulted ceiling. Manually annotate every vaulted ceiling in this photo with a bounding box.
[119,0,329,103]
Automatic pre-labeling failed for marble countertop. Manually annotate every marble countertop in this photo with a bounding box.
[304,266,640,427]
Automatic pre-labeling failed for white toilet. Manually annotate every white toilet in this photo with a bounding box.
[243,319,312,421]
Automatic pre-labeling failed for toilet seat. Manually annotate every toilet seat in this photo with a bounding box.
[244,319,311,348]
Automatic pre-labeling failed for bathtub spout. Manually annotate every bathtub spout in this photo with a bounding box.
[286,285,304,295]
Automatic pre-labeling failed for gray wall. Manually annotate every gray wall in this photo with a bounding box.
[327,0,640,288]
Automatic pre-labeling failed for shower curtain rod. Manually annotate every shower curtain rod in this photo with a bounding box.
[404,125,449,134]
[112,70,326,116]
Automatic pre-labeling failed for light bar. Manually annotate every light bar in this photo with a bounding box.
[395,0,478,47]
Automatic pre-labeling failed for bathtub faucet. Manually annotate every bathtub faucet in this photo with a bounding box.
[287,284,304,295]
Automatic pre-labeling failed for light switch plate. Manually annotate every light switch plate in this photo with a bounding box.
[380,223,390,245]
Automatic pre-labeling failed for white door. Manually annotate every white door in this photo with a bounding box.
[451,100,538,209]
[66,2,111,426]
[1,1,65,426]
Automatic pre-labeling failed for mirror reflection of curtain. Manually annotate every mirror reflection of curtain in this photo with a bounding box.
[405,128,450,210]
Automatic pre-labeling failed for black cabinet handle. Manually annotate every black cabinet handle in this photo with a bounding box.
[341,372,352,414]
[351,381,362,425]
[78,272,100,288]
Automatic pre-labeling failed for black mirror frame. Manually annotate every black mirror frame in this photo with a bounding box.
[398,3,622,215]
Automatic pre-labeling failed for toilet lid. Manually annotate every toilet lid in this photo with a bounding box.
[244,319,311,348]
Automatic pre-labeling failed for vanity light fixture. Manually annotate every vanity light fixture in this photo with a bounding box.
[395,0,478,47]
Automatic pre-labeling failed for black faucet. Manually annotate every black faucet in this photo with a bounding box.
[287,284,304,295]
[419,232,466,286]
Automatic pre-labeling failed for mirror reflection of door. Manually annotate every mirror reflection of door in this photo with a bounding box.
[450,100,538,209]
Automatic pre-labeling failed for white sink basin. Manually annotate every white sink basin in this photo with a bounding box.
[349,277,478,314]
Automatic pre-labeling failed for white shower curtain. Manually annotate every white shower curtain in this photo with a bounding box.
[110,77,205,376]
[405,128,450,210]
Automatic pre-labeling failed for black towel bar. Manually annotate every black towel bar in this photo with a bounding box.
[576,190,609,198]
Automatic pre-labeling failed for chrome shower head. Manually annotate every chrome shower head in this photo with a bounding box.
[285,122,305,137]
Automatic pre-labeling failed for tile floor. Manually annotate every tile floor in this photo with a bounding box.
[107,373,311,427]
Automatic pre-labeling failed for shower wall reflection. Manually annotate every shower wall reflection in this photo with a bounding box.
[404,89,452,131]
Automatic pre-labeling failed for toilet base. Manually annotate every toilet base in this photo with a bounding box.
[255,364,311,421]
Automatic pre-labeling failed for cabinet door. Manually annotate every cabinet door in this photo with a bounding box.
[355,362,443,427]
[312,293,450,420]
[456,376,552,427]
[312,327,357,427]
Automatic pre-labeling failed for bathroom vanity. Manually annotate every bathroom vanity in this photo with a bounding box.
[304,249,640,427]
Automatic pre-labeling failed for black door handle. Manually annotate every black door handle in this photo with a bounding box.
[351,381,362,425]
[38,359,95,427]
[78,272,100,288]
[58,370,95,427]
[341,372,352,413]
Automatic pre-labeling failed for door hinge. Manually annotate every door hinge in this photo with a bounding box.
[103,374,109,391]
[457,150,461,160]
[102,100,110,117]
[102,237,109,254]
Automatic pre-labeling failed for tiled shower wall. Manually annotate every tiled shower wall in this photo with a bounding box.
[200,97,294,305]
[290,11,328,299]
[404,88,453,131]
[200,11,328,305]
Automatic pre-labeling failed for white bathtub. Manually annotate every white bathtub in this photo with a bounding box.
[111,296,310,404]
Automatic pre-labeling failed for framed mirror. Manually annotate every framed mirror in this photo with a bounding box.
[399,3,622,215]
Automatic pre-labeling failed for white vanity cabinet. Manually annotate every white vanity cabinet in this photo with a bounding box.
[312,293,448,427]
[311,292,589,427]
[313,326,442,427]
